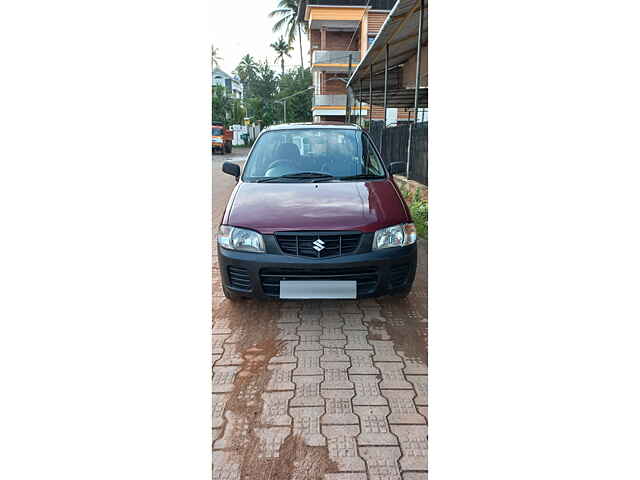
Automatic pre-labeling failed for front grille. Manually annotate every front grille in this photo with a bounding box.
[390,264,410,288]
[260,266,378,297]
[275,232,362,258]
[227,265,251,291]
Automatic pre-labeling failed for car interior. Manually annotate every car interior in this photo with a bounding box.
[246,130,384,179]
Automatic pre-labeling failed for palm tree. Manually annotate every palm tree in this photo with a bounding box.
[234,54,258,99]
[235,54,258,86]
[211,45,222,69]
[270,37,294,76]
[269,0,306,70]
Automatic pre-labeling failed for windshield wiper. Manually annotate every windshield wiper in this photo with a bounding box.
[338,174,385,181]
[256,172,336,183]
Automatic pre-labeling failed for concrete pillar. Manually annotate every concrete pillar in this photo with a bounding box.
[360,13,368,59]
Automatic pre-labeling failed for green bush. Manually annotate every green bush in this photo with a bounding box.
[401,187,428,239]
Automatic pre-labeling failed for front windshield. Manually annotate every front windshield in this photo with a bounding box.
[212,127,223,136]
[242,128,386,182]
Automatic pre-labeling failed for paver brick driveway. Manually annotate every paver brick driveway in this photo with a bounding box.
[213,150,427,479]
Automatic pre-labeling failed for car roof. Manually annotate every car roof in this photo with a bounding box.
[263,122,363,132]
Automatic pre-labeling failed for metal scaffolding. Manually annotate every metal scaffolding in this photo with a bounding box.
[346,0,427,182]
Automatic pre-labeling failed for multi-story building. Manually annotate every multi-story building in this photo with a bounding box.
[212,67,243,100]
[298,0,409,124]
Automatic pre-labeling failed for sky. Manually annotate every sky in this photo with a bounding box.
[210,0,310,76]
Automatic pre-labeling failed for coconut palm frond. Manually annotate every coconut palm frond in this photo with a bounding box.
[211,45,223,68]
[272,15,291,33]
[268,8,291,18]
[269,0,306,70]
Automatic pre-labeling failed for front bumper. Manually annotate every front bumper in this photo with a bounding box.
[217,238,417,299]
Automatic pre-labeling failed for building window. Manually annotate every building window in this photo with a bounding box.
[368,36,376,48]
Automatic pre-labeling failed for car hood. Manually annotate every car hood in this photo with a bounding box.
[225,180,410,234]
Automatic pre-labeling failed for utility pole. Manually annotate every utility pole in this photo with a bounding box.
[346,54,353,124]
[275,86,314,124]
[368,66,373,130]
[359,78,363,127]
[381,43,389,152]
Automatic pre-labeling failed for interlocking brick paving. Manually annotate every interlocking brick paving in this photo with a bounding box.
[291,375,324,407]
[377,362,414,390]
[354,406,398,446]
[212,292,428,479]
[322,344,350,362]
[370,340,403,363]
[391,425,428,471]
[294,350,323,376]
[212,154,428,479]
[212,451,240,480]
[291,406,326,446]
[261,391,294,426]
[406,375,428,406]
[212,393,228,429]
[212,366,239,394]
[321,362,353,390]
[321,389,358,425]
[359,446,403,480]
[266,363,295,391]
[323,425,366,471]
[385,389,427,425]
[402,472,429,480]
[351,375,388,406]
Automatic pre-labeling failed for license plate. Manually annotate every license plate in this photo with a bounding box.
[279,280,357,299]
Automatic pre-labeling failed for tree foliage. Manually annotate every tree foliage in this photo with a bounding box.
[270,37,294,76]
[212,85,244,127]
[276,68,313,124]
[213,52,313,128]
[244,60,280,126]
[241,58,312,127]
[234,54,258,98]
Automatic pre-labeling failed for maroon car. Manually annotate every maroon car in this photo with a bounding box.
[217,123,416,300]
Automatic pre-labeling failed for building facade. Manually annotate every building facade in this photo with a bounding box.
[298,0,410,124]
[212,67,243,100]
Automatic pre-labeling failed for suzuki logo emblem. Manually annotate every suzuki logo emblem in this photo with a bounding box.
[312,238,325,252]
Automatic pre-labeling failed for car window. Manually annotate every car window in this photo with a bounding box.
[212,127,223,135]
[362,135,385,177]
[243,129,386,181]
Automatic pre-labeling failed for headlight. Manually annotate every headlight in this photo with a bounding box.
[217,225,265,253]
[372,223,417,250]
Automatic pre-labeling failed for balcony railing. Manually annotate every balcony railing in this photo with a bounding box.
[312,50,361,72]
[313,94,369,115]
[298,0,396,21]
[314,94,347,107]
[305,0,396,9]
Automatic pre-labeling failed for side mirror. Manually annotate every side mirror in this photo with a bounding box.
[388,162,406,175]
[222,161,241,180]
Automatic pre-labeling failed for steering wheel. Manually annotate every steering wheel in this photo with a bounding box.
[264,159,297,177]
